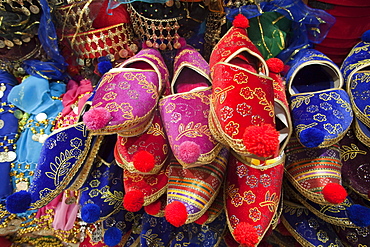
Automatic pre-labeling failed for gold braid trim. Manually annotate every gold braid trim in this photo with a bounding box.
[284,182,357,228]
[280,216,316,247]
[68,135,104,191]
[284,169,333,205]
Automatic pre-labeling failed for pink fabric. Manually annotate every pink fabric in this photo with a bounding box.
[36,193,63,218]
[61,79,93,117]
[52,191,79,231]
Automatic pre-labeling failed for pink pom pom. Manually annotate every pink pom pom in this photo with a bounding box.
[83,107,111,130]
[178,141,201,164]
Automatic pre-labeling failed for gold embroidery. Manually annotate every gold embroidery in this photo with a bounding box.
[212,86,235,104]
[340,143,366,161]
[290,94,314,109]
[176,122,210,141]
[259,191,279,213]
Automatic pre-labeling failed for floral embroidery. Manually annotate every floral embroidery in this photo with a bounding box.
[317,230,329,243]
[324,123,342,134]
[234,72,248,84]
[249,207,261,222]
[313,113,327,122]
[236,165,248,178]
[105,102,120,112]
[118,81,130,90]
[165,103,176,113]
[333,109,344,119]
[308,218,319,229]
[128,90,139,99]
[236,103,252,117]
[320,102,332,111]
[89,179,100,188]
[229,215,240,228]
[356,227,369,237]
[306,105,319,113]
[171,112,182,123]
[104,82,116,91]
[243,190,256,204]
[320,93,331,101]
[120,103,134,119]
[231,193,244,207]
[259,174,271,187]
[251,115,264,125]
[220,106,233,122]
[246,175,258,188]
[254,88,266,100]
[102,91,117,101]
[346,232,358,243]
[240,87,254,100]
[254,225,263,235]
[70,137,82,148]
[123,72,135,81]
[225,121,239,136]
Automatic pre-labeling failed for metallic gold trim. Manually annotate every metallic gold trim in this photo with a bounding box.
[67,135,105,191]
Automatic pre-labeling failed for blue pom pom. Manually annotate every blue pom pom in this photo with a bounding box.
[97,56,110,63]
[362,30,370,42]
[98,61,112,74]
[347,204,370,227]
[6,191,31,213]
[104,227,122,246]
[299,128,325,148]
[81,203,101,223]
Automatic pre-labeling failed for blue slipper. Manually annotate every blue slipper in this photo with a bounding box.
[286,48,353,148]
[341,30,370,146]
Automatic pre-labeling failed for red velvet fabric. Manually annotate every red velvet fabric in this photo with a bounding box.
[309,1,370,64]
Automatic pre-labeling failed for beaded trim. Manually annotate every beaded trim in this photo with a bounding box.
[127,3,183,50]
[55,0,95,34]
[64,22,138,59]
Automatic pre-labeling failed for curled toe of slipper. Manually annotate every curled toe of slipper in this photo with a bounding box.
[242,124,279,158]
[165,201,188,227]
[233,222,259,247]
[322,183,347,204]
[6,191,31,214]
[299,127,325,148]
[178,141,201,164]
[81,203,101,223]
[123,190,144,212]
[83,107,111,130]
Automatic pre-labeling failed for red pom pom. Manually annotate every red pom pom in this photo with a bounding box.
[242,124,279,158]
[233,222,259,247]
[133,150,155,173]
[194,212,208,225]
[232,14,249,29]
[165,201,188,227]
[178,141,201,164]
[83,107,111,130]
[144,200,162,216]
[322,183,347,204]
[123,190,144,212]
[266,58,284,73]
